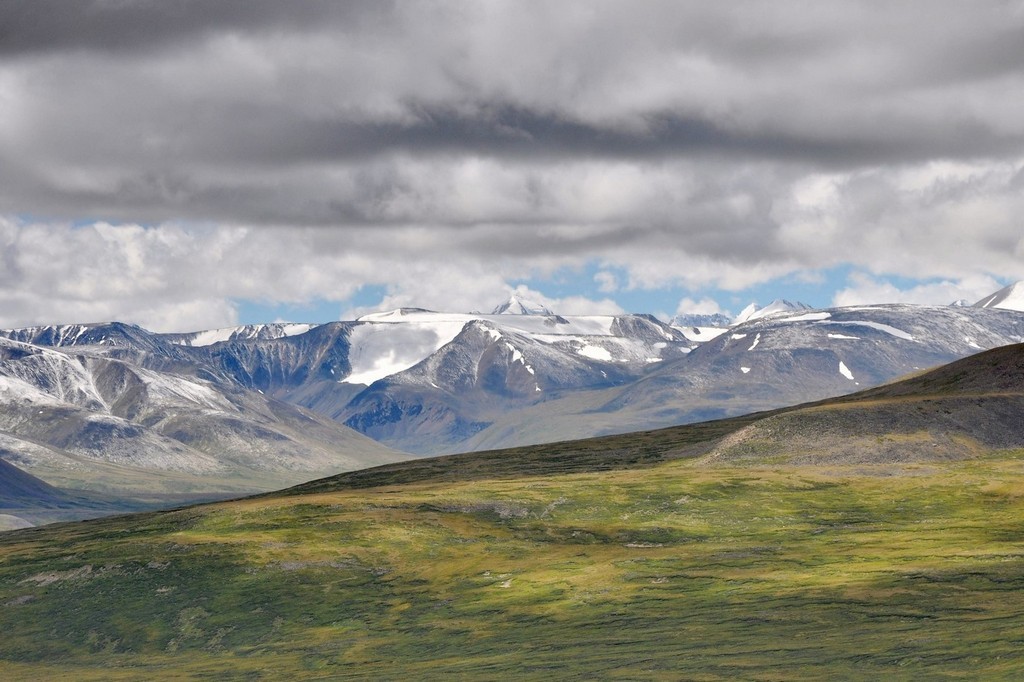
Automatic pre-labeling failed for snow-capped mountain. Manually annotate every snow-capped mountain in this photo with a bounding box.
[0,321,177,355]
[0,301,695,461]
[338,307,686,389]
[338,316,674,453]
[0,336,404,494]
[463,302,1024,451]
[733,299,813,324]
[975,281,1024,312]
[186,307,692,454]
[491,293,554,316]
[3,283,1024,464]
[637,302,1024,412]
[163,322,320,347]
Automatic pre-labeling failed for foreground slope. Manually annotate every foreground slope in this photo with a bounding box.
[701,341,1024,465]
[2,345,1024,679]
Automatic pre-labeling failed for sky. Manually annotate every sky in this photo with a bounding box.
[1,0,1023,332]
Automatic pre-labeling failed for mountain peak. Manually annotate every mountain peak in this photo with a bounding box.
[491,293,554,316]
[974,281,1024,312]
[734,303,760,324]
[733,299,812,324]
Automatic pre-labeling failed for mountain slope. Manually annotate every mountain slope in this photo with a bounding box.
[0,456,208,529]
[459,303,1024,452]
[0,458,70,529]
[0,457,68,506]
[0,337,406,494]
[974,280,1024,311]
[338,317,676,454]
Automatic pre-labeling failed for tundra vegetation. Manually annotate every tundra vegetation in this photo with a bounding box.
[2,448,1024,680]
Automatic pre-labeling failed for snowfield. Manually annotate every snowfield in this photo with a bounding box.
[821,320,914,341]
[344,320,468,385]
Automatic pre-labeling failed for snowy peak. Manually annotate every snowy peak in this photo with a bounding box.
[0,322,158,351]
[974,281,1024,312]
[491,293,554,316]
[671,312,732,328]
[165,322,319,347]
[734,303,760,325]
[734,299,813,324]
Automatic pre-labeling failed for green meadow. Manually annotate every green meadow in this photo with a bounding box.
[3,448,1024,680]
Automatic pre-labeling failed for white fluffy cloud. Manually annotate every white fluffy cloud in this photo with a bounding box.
[832,272,1005,307]
[1,1,1024,329]
[675,297,727,317]
[775,159,1024,279]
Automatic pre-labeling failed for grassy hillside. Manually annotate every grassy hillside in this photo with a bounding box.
[701,343,1024,466]
[3,452,1024,679]
[841,340,1024,399]
[2,344,1024,679]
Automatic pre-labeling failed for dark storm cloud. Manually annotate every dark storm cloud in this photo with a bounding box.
[215,104,1024,168]
[0,0,389,56]
[148,104,869,167]
[4,2,1024,176]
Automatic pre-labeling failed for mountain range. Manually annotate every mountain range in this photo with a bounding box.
[1,284,1023,522]
[0,334,404,496]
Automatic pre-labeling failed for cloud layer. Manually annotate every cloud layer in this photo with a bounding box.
[1,1,1023,329]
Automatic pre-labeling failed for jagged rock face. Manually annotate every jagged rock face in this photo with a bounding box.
[196,322,355,393]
